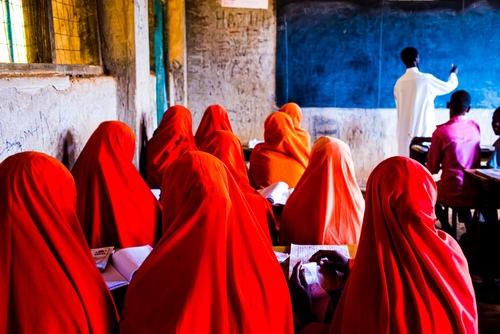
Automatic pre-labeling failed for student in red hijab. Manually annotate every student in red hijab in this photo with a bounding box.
[280,137,364,246]
[146,105,197,188]
[72,121,162,248]
[199,130,277,243]
[0,152,118,333]
[279,102,311,149]
[120,151,294,333]
[291,157,478,334]
[249,112,310,189]
[194,104,233,148]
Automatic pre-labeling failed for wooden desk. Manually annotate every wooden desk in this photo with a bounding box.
[464,169,500,212]
[410,145,494,167]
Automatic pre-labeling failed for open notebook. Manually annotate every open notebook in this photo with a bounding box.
[257,181,294,206]
[99,245,153,290]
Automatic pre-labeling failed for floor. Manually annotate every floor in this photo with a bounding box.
[454,221,500,334]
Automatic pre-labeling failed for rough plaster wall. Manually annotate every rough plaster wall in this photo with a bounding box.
[98,0,156,167]
[302,107,497,186]
[185,0,276,142]
[0,76,117,169]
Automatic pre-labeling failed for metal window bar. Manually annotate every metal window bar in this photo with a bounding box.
[0,0,27,63]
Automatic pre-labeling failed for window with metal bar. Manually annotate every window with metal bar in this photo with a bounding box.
[0,0,101,73]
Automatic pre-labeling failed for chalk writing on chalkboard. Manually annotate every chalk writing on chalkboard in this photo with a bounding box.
[276,1,500,109]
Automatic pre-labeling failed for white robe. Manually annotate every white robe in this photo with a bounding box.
[394,67,458,156]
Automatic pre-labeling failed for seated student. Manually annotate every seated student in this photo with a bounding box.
[199,130,277,243]
[249,112,310,189]
[426,90,481,230]
[280,137,364,246]
[290,156,478,333]
[72,121,162,248]
[280,102,312,149]
[487,106,500,168]
[194,104,233,147]
[146,105,197,188]
[0,152,118,333]
[120,151,294,333]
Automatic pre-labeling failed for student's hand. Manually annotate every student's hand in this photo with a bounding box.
[289,261,316,326]
[450,65,458,74]
[309,250,349,274]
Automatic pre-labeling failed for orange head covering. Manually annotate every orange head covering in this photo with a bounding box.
[331,157,477,333]
[146,105,197,188]
[280,136,364,246]
[194,104,233,147]
[72,121,162,248]
[249,112,310,189]
[199,130,276,243]
[120,151,294,333]
[0,152,118,333]
[279,102,311,149]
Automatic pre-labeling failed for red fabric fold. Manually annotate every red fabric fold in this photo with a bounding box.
[281,136,364,245]
[279,102,311,149]
[0,152,118,333]
[146,105,197,188]
[249,112,310,189]
[72,121,162,248]
[199,130,276,243]
[330,156,477,333]
[120,151,294,333]
[194,104,233,147]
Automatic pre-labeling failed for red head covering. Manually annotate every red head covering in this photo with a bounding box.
[280,136,364,246]
[146,105,197,188]
[0,152,118,333]
[279,102,311,149]
[194,104,233,147]
[331,157,477,333]
[120,151,294,333]
[249,112,310,189]
[199,130,276,242]
[72,121,161,248]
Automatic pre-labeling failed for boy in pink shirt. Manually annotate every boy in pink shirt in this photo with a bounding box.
[427,90,481,232]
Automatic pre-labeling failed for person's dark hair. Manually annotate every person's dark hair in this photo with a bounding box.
[401,47,418,67]
[450,90,471,113]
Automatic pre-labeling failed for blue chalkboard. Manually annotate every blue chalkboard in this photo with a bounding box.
[276,1,500,108]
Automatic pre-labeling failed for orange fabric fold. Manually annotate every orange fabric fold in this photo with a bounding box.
[146,105,197,188]
[330,157,477,333]
[120,151,294,333]
[279,102,311,149]
[280,136,364,245]
[249,112,310,189]
[199,130,276,242]
[72,121,162,248]
[0,152,118,333]
[194,104,233,147]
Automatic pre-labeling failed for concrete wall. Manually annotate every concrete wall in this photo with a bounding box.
[0,76,117,169]
[185,0,276,141]
[0,0,157,169]
[302,107,497,185]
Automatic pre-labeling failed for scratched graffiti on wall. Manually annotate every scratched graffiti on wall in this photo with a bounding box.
[186,0,276,141]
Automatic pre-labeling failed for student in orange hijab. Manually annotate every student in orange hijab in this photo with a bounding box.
[120,151,294,333]
[199,130,277,243]
[72,121,162,248]
[0,152,118,333]
[280,102,311,149]
[249,112,310,189]
[291,157,478,334]
[194,104,233,147]
[146,105,197,188]
[280,137,364,246]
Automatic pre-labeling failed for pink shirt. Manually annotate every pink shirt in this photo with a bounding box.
[427,115,481,207]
